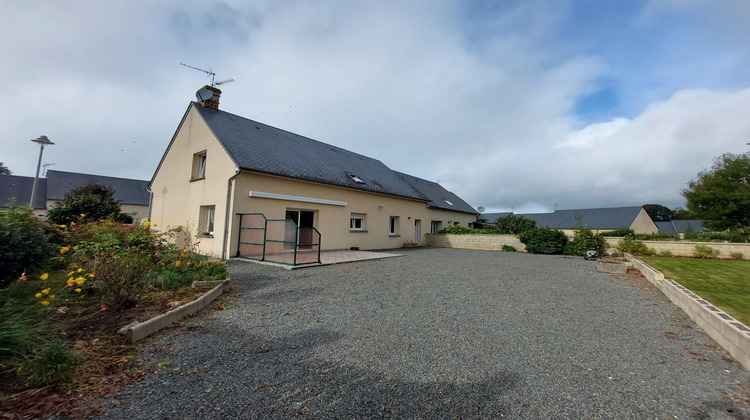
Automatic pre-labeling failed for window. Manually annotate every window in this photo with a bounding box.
[431,220,443,233]
[199,205,215,236]
[389,216,400,236]
[443,199,454,206]
[346,172,365,184]
[192,151,207,180]
[350,213,366,231]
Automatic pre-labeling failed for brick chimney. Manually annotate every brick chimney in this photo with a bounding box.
[197,85,222,110]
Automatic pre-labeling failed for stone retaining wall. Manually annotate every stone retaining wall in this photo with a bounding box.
[603,238,750,259]
[624,254,750,371]
[425,233,526,252]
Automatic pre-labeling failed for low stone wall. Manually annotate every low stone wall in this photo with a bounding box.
[604,238,750,259]
[425,233,526,252]
[624,254,750,371]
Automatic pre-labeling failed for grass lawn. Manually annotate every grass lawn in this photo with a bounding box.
[643,257,750,326]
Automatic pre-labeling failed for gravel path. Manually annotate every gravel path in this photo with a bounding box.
[92,248,750,419]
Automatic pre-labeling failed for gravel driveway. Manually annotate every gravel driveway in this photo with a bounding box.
[93,248,750,419]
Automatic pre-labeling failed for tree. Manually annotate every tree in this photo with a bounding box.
[643,204,672,221]
[47,183,128,225]
[671,207,695,220]
[682,152,750,230]
[494,214,537,234]
[0,162,11,175]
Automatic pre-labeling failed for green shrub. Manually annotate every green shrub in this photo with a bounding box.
[693,244,719,259]
[519,228,567,254]
[439,226,496,235]
[632,233,679,241]
[616,238,655,256]
[684,229,747,243]
[47,183,126,225]
[0,206,60,287]
[494,214,537,235]
[730,252,744,260]
[19,341,83,386]
[501,245,516,252]
[564,227,606,256]
[658,250,674,257]
[598,228,635,237]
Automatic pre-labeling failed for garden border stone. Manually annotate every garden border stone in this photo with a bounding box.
[119,279,231,343]
[624,254,750,371]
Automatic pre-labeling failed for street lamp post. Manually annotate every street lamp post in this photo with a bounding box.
[29,135,54,207]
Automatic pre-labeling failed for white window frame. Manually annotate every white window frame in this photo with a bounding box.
[389,216,400,236]
[200,205,215,236]
[350,213,366,231]
[192,151,207,180]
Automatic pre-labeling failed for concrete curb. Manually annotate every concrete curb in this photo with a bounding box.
[624,255,750,371]
[120,279,230,343]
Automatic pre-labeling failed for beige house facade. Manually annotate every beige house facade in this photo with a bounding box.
[150,87,477,260]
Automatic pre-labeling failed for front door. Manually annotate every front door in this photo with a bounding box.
[414,219,421,245]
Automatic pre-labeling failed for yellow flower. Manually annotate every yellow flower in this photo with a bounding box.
[70,222,76,226]
[67,279,75,286]
[41,301,50,306]
[175,260,182,267]
[41,288,50,295]
[80,214,86,218]
[49,294,55,299]
[73,246,79,251]
[40,273,49,280]
[75,277,85,286]
[67,271,74,276]
[35,293,42,299]
[153,223,158,227]
[181,249,189,254]
[60,246,70,255]
[74,288,82,293]
[59,224,66,228]
[87,273,95,278]
[76,268,83,273]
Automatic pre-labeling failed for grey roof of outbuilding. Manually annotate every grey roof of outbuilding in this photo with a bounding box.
[657,220,707,234]
[0,175,46,209]
[46,170,150,205]
[516,206,645,229]
[193,103,428,202]
[395,172,477,215]
[478,212,513,223]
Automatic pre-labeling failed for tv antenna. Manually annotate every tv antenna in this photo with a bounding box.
[42,162,56,177]
[180,63,235,87]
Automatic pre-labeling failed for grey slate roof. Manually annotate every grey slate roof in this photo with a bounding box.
[657,220,707,234]
[395,172,477,215]
[515,206,645,230]
[0,175,46,209]
[46,170,150,205]
[478,212,512,224]
[193,104,428,202]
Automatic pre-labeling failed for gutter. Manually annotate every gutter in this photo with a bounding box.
[221,168,241,261]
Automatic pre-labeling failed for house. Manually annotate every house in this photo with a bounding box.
[0,170,150,221]
[149,86,477,261]
[479,206,658,235]
[656,220,707,235]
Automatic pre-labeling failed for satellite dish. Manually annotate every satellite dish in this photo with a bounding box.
[196,88,214,101]
[477,206,485,213]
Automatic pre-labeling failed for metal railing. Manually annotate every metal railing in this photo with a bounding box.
[236,213,321,266]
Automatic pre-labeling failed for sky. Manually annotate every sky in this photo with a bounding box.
[2,0,750,213]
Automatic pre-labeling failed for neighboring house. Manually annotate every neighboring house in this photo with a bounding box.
[0,175,47,215]
[0,170,150,221]
[149,86,477,260]
[656,220,707,235]
[479,206,658,235]
[475,212,512,228]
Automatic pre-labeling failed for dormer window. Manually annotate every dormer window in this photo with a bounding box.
[347,173,365,184]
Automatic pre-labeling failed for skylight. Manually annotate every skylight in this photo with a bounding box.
[444,199,454,206]
[347,173,365,184]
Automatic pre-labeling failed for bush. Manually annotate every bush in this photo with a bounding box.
[47,183,123,225]
[658,250,674,257]
[495,214,537,235]
[730,252,744,260]
[564,227,607,256]
[632,233,680,241]
[0,206,60,287]
[598,228,635,237]
[693,245,719,259]
[616,238,655,256]
[519,228,567,254]
[19,341,83,386]
[684,229,747,243]
[439,226,496,235]
[0,302,44,370]
[501,245,516,252]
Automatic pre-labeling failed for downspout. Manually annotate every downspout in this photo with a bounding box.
[146,186,153,221]
[221,168,241,261]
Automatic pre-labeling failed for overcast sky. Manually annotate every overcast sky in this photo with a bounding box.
[2,1,750,213]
